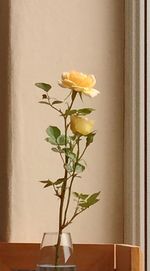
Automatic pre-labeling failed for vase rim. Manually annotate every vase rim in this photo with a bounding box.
[43,232,71,235]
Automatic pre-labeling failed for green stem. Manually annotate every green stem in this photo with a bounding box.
[63,208,85,229]
[63,137,80,227]
[55,154,67,265]
[68,92,77,111]
[57,146,65,164]
[79,145,88,160]
[54,91,77,266]
[47,94,63,114]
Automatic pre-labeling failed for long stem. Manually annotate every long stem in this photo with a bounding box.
[55,117,68,266]
[55,92,77,265]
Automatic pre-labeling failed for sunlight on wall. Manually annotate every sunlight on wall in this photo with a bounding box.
[8,0,124,243]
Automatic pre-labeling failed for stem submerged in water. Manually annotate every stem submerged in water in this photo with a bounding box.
[55,231,62,266]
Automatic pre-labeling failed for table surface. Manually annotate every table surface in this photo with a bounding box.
[0,243,143,271]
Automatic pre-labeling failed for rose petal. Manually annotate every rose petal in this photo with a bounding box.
[62,72,69,80]
[70,115,94,135]
[82,88,100,97]
[59,71,99,97]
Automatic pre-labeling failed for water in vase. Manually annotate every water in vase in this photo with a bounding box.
[36,264,76,271]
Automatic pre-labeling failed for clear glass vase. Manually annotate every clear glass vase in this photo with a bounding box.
[36,232,76,271]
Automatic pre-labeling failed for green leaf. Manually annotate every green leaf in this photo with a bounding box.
[78,192,100,208]
[57,135,66,145]
[75,163,85,173]
[78,108,95,115]
[65,109,77,116]
[62,147,70,153]
[79,193,89,200]
[87,192,100,206]
[80,159,87,166]
[86,132,96,147]
[46,126,61,139]
[55,178,65,185]
[35,82,52,92]
[66,152,76,161]
[79,202,89,208]
[65,164,73,173]
[87,199,99,207]
[88,191,100,200]
[79,92,83,101]
[73,192,79,198]
[39,101,49,105]
[46,126,61,145]
[40,180,53,188]
[45,137,57,145]
[70,135,76,141]
[52,100,63,105]
[51,148,65,153]
[71,90,77,101]
[51,147,59,152]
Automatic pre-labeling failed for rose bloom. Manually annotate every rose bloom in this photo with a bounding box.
[58,71,99,97]
[70,115,94,136]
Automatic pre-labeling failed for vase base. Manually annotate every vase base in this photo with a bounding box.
[36,265,76,271]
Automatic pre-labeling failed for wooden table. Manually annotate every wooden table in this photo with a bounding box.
[0,243,143,271]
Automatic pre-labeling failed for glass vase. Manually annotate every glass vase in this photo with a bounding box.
[36,232,76,271]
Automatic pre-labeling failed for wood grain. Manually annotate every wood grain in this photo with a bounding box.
[116,244,143,271]
[0,243,114,271]
[0,243,143,271]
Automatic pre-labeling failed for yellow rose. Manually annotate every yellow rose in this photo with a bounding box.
[70,115,94,136]
[58,71,99,97]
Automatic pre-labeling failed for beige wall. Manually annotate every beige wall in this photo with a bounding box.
[4,0,124,243]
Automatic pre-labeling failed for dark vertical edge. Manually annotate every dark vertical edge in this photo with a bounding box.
[122,0,125,245]
[144,0,147,270]
[0,0,11,241]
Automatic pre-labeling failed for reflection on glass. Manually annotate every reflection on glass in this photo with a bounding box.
[36,232,76,271]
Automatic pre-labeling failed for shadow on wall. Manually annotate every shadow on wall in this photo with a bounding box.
[0,0,11,241]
